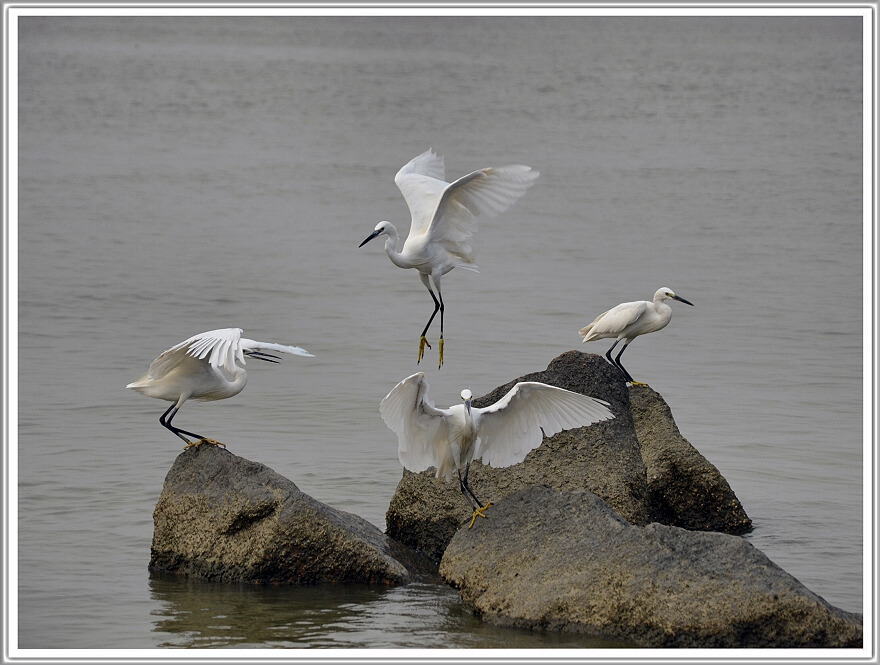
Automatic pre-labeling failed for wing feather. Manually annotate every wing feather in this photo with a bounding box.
[147,328,244,380]
[580,300,648,341]
[393,149,540,256]
[394,149,448,238]
[425,164,539,258]
[239,338,314,358]
[379,372,447,473]
[475,382,614,468]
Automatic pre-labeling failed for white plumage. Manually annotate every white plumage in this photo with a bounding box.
[580,287,694,384]
[127,328,313,447]
[380,372,614,527]
[360,149,540,367]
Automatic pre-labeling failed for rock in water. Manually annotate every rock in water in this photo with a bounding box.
[439,486,861,648]
[149,445,433,585]
[629,384,752,534]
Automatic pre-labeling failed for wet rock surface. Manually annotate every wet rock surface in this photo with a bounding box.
[440,486,862,648]
[150,444,434,585]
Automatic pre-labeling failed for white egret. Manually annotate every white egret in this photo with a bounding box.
[380,372,614,528]
[359,149,539,368]
[127,328,314,448]
[579,287,694,384]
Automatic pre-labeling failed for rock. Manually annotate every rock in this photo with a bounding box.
[386,351,651,562]
[629,384,753,534]
[440,486,862,648]
[149,444,435,585]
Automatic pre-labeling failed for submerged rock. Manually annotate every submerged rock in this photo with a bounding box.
[440,486,862,648]
[630,384,752,534]
[149,444,434,585]
[386,351,750,562]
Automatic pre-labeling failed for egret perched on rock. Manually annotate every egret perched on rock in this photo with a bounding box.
[379,372,614,528]
[359,149,539,368]
[579,287,694,384]
[127,328,313,448]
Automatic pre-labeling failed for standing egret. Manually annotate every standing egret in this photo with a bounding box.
[379,372,614,528]
[359,149,539,368]
[579,287,694,384]
[127,328,314,448]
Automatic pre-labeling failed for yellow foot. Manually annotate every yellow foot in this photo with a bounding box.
[468,501,494,529]
[438,336,444,369]
[628,381,647,386]
[417,335,431,364]
[184,438,227,450]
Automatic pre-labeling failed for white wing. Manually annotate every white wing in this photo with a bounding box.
[239,338,314,358]
[395,150,540,255]
[148,328,244,381]
[394,149,449,239]
[580,300,649,341]
[419,164,539,261]
[379,372,448,473]
[474,382,614,468]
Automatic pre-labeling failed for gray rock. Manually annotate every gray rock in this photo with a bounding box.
[440,486,862,648]
[149,444,435,585]
[630,384,753,534]
[386,351,650,562]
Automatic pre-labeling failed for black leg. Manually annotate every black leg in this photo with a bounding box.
[457,468,478,510]
[159,404,204,445]
[605,340,620,365]
[613,342,635,383]
[459,463,484,508]
[420,288,442,339]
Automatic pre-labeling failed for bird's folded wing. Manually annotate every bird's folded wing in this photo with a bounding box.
[148,328,244,379]
[583,301,648,338]
[475,382,614,468]
[379,372,446,473]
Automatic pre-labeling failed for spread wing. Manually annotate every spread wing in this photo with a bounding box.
[580,300,648,341]
[474,382,614,468]
[394,149,449,238]
[395,150,540,260]
[379,372,448,473]
[148,328,244,381]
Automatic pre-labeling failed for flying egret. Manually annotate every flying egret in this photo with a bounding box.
[126,328,314,448]
[579,287,694,384]
[379,372,614,528]
[359,149,539,368]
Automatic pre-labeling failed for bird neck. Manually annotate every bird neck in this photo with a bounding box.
[383,229,410,268]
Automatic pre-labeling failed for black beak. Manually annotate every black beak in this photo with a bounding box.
[359,229,382,248]
[673,294,694,306]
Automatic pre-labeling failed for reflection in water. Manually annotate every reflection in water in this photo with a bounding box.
[149,574,634,648]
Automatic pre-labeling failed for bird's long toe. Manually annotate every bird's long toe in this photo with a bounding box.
[467,501,494,529]
[184,437,227,450]
[438,336,444,368]
[417,336,431,364]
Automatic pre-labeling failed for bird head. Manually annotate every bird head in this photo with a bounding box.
[461,389,473,415]
[657,287,694,307]
[359,221,392,247]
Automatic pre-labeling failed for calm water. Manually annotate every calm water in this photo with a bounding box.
[13,15,865,650]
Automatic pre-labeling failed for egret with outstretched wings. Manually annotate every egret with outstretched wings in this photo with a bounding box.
[359,149,539,367]
[380,372,614,527]
[127,328,313,448]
